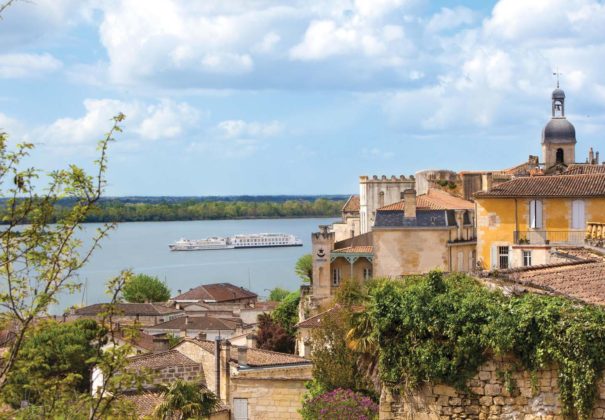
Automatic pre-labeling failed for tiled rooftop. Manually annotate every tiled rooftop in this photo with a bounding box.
[173,283,257,302]
[147,316,237,331]
[564,164,605,175]
[187,339,311,368]
[378,189,474,211]
[492,248,605,306]
[127,349,198,370]
[475,173,605,198]
[74,303,182,317]
[342,195,360,213]
[295,306,339,329]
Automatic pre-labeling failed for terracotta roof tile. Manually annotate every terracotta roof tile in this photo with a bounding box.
[332,246,373,254]
[475,173,605,198]
[127,350,198,370]
[378,189,474,211]
[342,195,360,213]
[74,303,182,317]
[173,283,257,302]
[295,307,339,329]
[146,316,237,332]
[117,329,157,352]
[241,301,278,312]
[564,164,605,175]
[185,339,311,367]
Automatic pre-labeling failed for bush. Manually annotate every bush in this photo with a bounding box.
[300,388,378,420]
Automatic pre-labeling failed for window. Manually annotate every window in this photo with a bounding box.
[457,252,464,272]
[233,398,248,420]
[498,246,509,269]
[523,250,532,267]
[556,148,564,164]
[363,268,372,280]
[529,200,543,229]
[332,268,341,286]
[572,200,586,230]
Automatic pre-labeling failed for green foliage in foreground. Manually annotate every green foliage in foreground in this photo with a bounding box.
[1,319,104,409]
[366,271,605,420]
[46,198,345,223]
[122,273,171,303]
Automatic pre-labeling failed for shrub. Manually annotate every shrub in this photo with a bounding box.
[300,388,378,420]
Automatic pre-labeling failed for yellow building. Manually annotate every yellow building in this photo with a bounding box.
[475,173,605,270]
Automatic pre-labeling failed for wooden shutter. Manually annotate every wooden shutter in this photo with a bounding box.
[490,246,497,269]
[530,200,543,229]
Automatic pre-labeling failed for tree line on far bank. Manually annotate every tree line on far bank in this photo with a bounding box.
[6,198,345,223]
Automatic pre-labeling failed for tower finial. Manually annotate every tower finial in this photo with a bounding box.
[553,68,561,88]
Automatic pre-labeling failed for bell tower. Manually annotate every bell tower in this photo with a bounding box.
[541,79,576,169]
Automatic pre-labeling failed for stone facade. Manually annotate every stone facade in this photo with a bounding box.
[360,175,415,234]
[152,364,202,385]
[380,355,605,420]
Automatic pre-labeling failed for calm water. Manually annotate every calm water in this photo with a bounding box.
[52,218,336,314]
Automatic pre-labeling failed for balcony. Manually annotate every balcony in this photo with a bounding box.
[513,230,585,246]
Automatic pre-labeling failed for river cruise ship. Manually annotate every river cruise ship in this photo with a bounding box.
[169,233,302,251]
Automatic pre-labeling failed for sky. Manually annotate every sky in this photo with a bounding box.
[1,0,605,196]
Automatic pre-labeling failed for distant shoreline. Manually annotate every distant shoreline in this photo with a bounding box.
[85,215,341,224]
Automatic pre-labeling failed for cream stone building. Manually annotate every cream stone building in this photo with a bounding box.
[174,338,312,420]
[359,175,415,234]
[308,188,476,306]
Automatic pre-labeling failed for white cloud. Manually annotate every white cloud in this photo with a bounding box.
[217,120,283,139]
[254,32,281,53]
[426,7,475,33]
[40,98,202,148]
[0,53,62,78]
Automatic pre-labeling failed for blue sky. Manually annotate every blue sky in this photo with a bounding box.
[1,0,605,196]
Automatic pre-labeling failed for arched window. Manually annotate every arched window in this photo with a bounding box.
[556,148,564,164]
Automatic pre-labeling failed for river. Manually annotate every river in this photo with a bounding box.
[52,217,336,313]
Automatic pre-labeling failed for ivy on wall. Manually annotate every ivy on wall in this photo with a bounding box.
[365,272,605,420]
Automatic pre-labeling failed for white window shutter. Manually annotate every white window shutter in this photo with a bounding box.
[535,200,543,229]
[490,246,497,269]
[572,200,585,229]
[529,200,536,229]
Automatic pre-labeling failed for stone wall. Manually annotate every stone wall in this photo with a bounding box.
[153,364,202,385]
[380,355,605,419]
[230,365,313,420]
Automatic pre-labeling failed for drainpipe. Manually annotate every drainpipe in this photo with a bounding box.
[514,198,519,243]
[214,338,220,397]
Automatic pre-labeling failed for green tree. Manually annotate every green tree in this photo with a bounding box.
[122,274,171,303]
[268,287,290,302]
[1,318,104,408]
[295,254,313,283]
[154,380,220,420]
[272,290,300,336]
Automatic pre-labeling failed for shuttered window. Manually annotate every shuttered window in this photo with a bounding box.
[234,398,248,420]
[571,200,586,230]
[529,200,543,229]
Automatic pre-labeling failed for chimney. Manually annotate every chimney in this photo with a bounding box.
[589,147,595,164]
[403,189,416,218]
[246,334,257,349]
[152,336,170,352]
[185,315,189,326]
[198,332,207,341]
[218,340,231,402]
[482,173,493,191]
[238,346,248,367]
[177,289,182,295]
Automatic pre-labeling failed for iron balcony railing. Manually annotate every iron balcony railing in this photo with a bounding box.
[513,230,586,246]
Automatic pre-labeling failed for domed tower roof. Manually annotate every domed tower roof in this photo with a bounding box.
[542,118,576,145]
[542,87,576,145]
[552,88,565,100]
